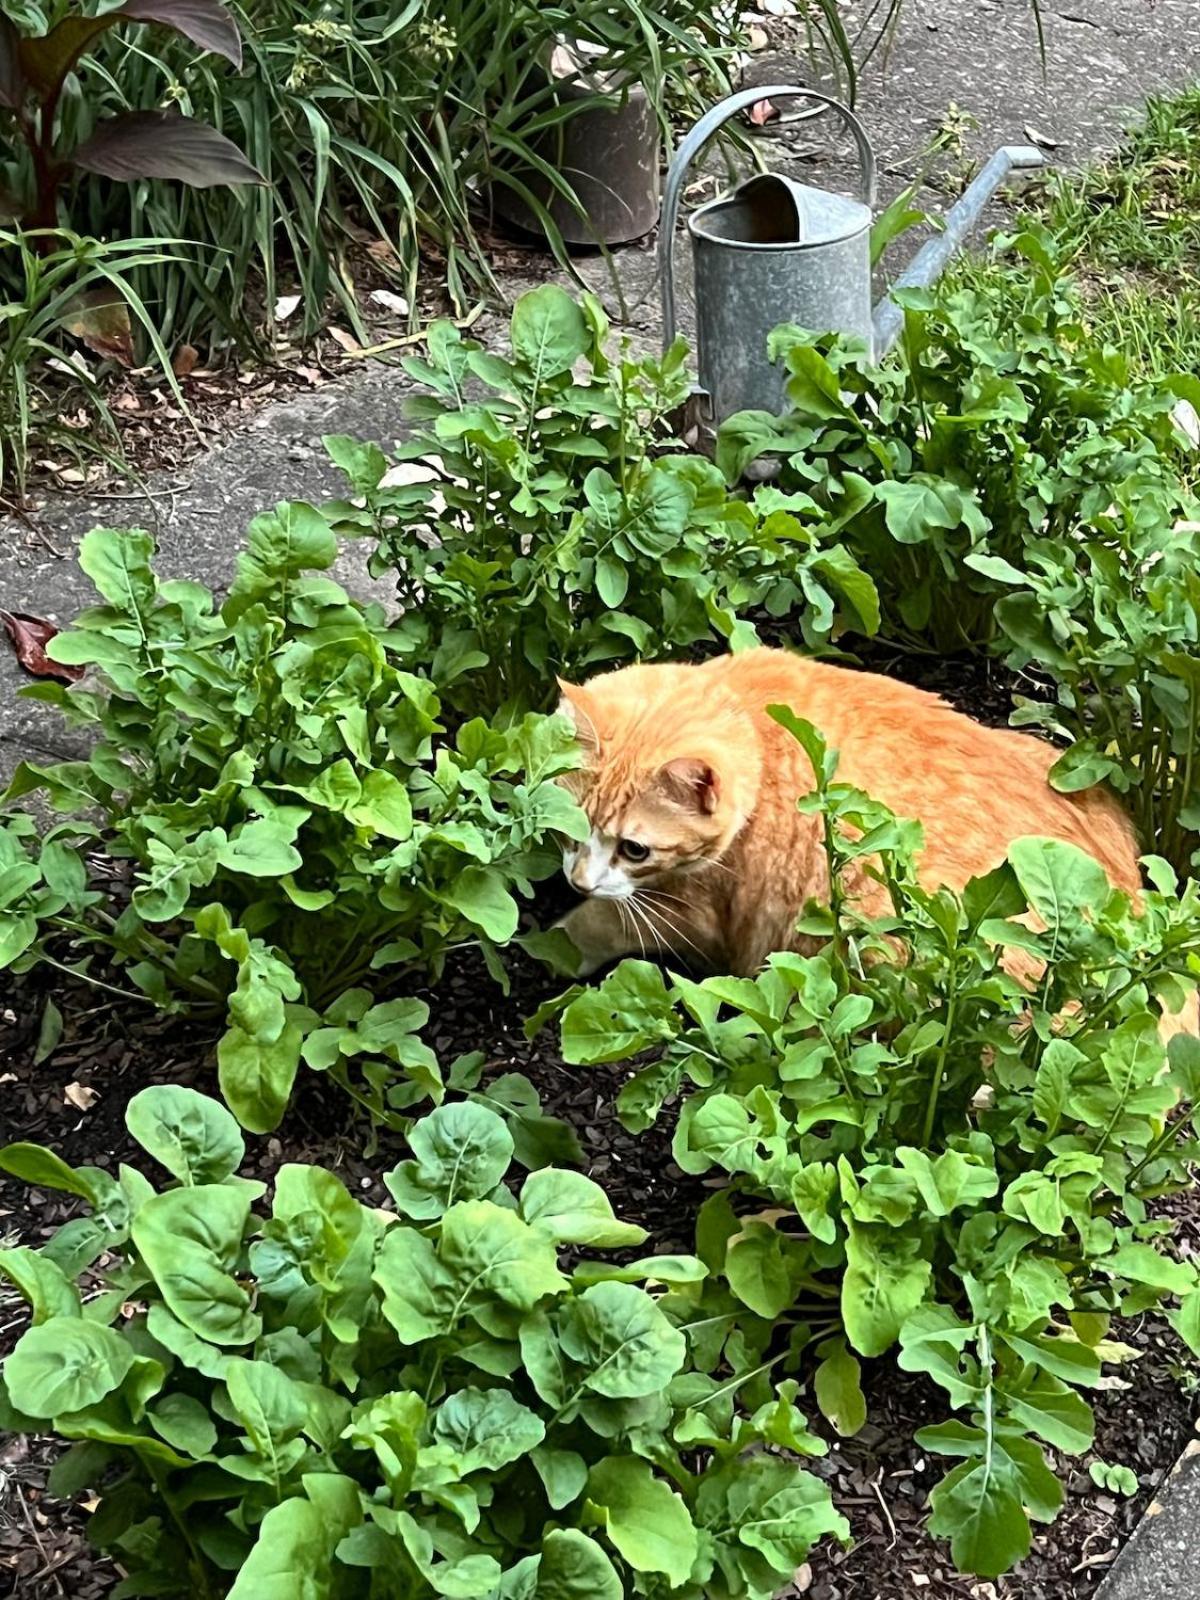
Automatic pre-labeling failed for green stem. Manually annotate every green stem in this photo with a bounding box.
[37,952,155,1006]
[921,964,958,1148]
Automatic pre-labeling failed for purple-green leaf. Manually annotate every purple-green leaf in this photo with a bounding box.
[69,112,265,189]
[16,0,240,104]
[18,16,110,98]
[117,0,242,69]
[0,14,25,109]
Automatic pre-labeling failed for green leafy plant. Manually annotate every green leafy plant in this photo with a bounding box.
[718,230,1195,655]
[982,486,1200,875]
[327,284,879,714]
[0,226,189,498]
[0,1088,847,1598]
[1,0,739,356]
[551,714,1200,1577]
[1089,1459,1139,1497]
[0,510,584,1134]
[0,0,260,232]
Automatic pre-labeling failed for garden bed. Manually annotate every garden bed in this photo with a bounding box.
[2,640,1195,1600]
[2,940,1196,1600]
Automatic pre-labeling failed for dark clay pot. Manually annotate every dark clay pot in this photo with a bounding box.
[495,53,661,246]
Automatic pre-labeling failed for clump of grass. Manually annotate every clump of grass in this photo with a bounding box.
[1026,86,1200,374]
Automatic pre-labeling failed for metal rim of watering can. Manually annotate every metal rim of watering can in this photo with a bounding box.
[659,86,877,354]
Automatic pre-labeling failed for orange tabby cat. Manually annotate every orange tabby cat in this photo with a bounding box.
[555,647,1146,980]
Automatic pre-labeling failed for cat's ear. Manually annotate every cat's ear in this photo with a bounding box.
[658,758,720,814]
[555,678,600,756]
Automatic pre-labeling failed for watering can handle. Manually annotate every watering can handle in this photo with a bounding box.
[660,86,877,353]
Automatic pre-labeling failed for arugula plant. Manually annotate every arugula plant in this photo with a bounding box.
[983,498,1200,876]
[552,715,1200,1578]
[0,512,585,1135]
[0,1088,847,1599]
[717,229,1196,655]
[325,284,879,714]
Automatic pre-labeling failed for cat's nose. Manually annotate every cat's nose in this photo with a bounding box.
[568,861,593,892]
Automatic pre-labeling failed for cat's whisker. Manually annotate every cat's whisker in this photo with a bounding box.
[634,892,704,961]
[617,895,647,959]
[624,895,658,958]
[639,885,691,907]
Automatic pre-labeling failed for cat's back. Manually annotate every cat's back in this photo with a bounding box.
[703,648,1140,894]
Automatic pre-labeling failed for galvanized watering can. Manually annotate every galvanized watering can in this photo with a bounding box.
[662,87,1046,424]
[660,86,877,422]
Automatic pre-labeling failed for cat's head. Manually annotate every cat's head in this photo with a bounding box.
[556,665,761,899]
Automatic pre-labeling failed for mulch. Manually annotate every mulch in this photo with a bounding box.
[0,652,1196,1600]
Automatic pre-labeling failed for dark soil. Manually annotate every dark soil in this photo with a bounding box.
[1,654,1196,1600]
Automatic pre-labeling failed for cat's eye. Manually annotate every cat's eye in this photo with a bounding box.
[618,839,650,863]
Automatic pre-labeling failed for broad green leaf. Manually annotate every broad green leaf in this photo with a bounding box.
[895,1147,999,1216]
[927,1455,1031,1578]
[558,1281,686,1398]
[442,865,520,942]
[226,501,338,620]
[386,1101,513,1219]
[132,1185,260,1345]
[586,1456,697,1583]
[439,1201,567,1311]
[77,526,156,614]
[149,1392,218,1457]
[560,961,674,1065]
[696,1455,848,1576]
[0,1142,96,1199]
[519,1169,647,1248]
[1102,1242,1195,1296]
[226,1357,308,1471]
[1008,836,1112,955]
[4,1317,133,1417]
[1004,1371,1094,1454]
[0,1247,80,1323]
[226,1494,346,1600]
[218,1020,304,1135]
[842,1223,932,1358]
[510,285,589,381]
[813,1338,866,1437]
[535,1529,623,1600]
[725,1222,797,1319]
[533,1447,589,1510]
[348,770,413,840]
[125,1085,244,1185]
[217,818,304,878]
[432,1387,546,1473]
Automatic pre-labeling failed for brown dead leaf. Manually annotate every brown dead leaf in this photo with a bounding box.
[0,610,84,683]
[64,1081,100,1111]
[1023,123,1061,149]
[172,343,199,378]
[328,326,361,354]
[62,288,135,366]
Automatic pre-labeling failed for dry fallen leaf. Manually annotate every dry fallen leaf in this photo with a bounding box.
[1024,123,1061,149]
[0,610,84,683]
[793,1563,812,1593]
[64,1081,99,1111]
[62,288,135,366]
[172,343,199,378]
[328,326,362,354]
[370,288,410,316]
[274,292,301,321]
